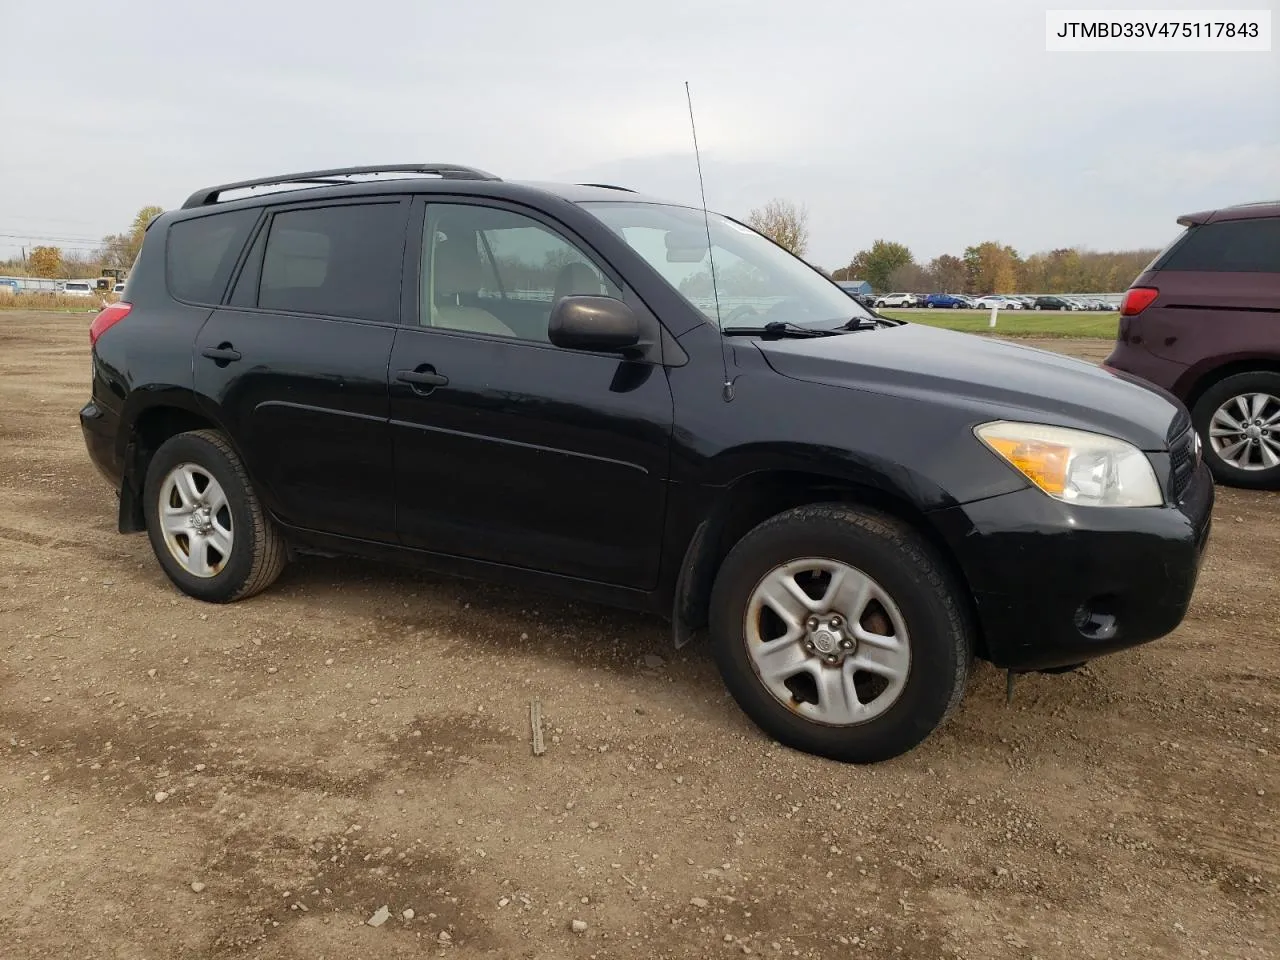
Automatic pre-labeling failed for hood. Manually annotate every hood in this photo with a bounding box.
[755,324,1181,450]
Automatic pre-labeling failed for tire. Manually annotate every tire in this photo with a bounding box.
[708,504,972,764]
[925,302,934,309]
[1191,371,1280,490]
[951,303,960,309]
[143,429,288,602]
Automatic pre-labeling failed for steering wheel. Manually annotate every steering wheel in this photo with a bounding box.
[724,304,759,324]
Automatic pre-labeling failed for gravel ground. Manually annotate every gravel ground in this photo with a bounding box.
[1,311,1276,959]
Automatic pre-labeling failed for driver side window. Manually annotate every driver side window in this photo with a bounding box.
[422,204,621,342]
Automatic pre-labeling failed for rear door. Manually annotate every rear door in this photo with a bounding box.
[194,198,409,541]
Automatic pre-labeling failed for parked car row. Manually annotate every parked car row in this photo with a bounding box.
[867,292,1118,311]
[0,276,129,298]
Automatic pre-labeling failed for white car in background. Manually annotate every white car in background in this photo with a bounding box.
[972,295,1022,309]
[62,280,96,298]
[874,292,918,308]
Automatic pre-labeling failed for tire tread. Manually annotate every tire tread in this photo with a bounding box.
[709,502,972,762]
[184,429,287,601]
[146,429,287,602]
[738,503,970,724]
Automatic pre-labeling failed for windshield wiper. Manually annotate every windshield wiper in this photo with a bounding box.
[844,312,900,329]
[722,321,845,339]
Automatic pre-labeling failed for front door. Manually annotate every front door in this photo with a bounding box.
[389,199,674,588]
[194,198,409,541]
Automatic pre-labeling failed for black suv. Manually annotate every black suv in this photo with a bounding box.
[82,163,1213,763]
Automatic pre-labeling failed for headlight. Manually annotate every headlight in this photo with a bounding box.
[975,421,1163,507]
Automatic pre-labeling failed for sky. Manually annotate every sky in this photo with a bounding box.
[0,0,1276,270]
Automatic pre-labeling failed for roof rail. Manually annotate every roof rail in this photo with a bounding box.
[577,183,637,193]
[181,164,501,209]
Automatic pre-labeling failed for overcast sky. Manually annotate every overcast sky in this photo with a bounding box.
[1,0,1276,269]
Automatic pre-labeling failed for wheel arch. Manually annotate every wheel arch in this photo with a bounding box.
[117,393,228,533]
[672,469,985,658]
[1181,356,1280,413]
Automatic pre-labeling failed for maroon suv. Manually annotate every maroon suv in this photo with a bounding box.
[1105,202,1280,489]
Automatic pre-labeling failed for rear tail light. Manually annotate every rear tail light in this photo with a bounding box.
[1120,287,1158,316]
[90,302,131,345]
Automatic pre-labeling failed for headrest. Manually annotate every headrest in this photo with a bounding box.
[434,235,485,296]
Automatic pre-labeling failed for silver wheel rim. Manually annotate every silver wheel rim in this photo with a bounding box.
[158,463,233,577]
[744,558,910,726]
[1209,392,1280,471]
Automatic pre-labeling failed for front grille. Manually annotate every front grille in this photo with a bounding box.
[1167,413,1197,502]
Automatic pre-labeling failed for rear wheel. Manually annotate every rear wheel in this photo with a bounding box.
[143,430,288,601]
[1193,371,1280,489]
[708,504,971,764]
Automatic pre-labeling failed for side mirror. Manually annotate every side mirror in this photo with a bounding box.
[548,296,641,353]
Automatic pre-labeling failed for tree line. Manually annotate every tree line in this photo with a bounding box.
[746,198,1159,295]
[829,239,1159,295]
[1,205,164,278]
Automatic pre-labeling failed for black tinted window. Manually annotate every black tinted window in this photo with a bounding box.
[258,203,404,322]
[166,209,257,303]
[1159,218,1280,273]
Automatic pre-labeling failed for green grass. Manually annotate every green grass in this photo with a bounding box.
[0,293,104,312]
[882,309,1118,339]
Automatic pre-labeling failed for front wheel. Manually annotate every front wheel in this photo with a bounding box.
[143,429,288,602]
[708,504,972,764]
[1192,372,1280,489]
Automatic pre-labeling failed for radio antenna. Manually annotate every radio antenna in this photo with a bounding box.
[685,82,734,403]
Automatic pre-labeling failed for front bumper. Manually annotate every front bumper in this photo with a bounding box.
[932,462,1214,671]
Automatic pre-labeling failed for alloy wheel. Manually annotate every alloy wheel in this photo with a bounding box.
[157,463,234,577]
[743,558,910,726]
[1209,392,1280,471]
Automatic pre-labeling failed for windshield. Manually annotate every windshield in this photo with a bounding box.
[581,201,872,328]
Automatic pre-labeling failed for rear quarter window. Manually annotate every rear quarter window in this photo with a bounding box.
[1156,218,1280,273]
[166,209,259,303]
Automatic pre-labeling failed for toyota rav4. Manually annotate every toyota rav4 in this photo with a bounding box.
[82,164,1214,763]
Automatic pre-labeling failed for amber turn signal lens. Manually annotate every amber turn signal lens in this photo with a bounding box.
[982,436,1072,496]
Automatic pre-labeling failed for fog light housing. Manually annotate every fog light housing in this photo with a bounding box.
[1073,597,1119,641]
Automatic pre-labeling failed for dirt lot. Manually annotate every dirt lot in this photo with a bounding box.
[1,312,1275,960]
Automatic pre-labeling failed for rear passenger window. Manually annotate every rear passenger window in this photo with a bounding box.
[258,203,405,322]
[1159,219,1280,273]
[166,209,258,303]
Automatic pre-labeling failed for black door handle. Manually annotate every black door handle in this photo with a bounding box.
[396,368,449,389]
[201,344,242,363]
